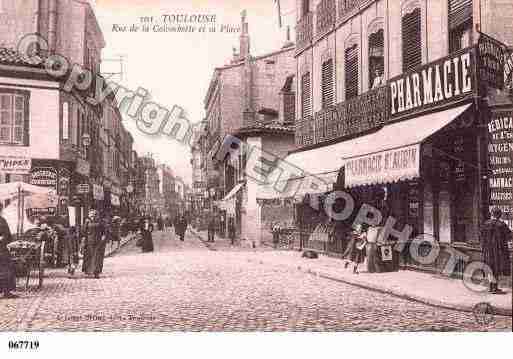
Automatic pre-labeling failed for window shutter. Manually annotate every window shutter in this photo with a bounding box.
[402,8,422,72]
[449,0,472,30]
[369,29,385,87]
[301,72,312,118]
[62,102,69,141]
[23,93,30,146]
[345,44,359,100]
[321,59,334,108]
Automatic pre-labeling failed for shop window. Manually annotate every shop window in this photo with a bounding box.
[449,0,473,53]
[321,59,334,108]
[301,72,312,118]
[0,90,29,145]
[402,7,422,72]
[345,44,359,100]
[369,29,385,89]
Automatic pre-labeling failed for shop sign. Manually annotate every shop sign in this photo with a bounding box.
[76,158,90,176]
[30,167,58,189]
[0,156,31,174]
[58,168,71,197]
[488,110,513,230]
[92,184,104,201]
[477,32,506,91]
[76,183,90,194]
[345,144,420,188]
[111,194,121,206]
[389,48,476,119]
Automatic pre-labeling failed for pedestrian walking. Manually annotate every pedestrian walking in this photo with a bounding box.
[342,224,367,274]
[176,214,188,242]
[140,217,154,253]
[81,209,107,279]
[0,203,18,299]
[228,217,236,246]
[480,208,512,294]
[157,215,164,231]
[207,212,217,242]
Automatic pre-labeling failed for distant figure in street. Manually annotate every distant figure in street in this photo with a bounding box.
[176,215,188,241]
[157,215,164,231]
[140,217,154,253]
[165,216,173,233]
[81,209,107,279]
[480,208,512,294]
[342,224,367,274]
[207,212,217,242]
[228,217,236,246]
[173,215,180,236]
[0,203,18,299]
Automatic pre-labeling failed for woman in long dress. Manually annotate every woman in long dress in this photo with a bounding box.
[81,209,106,278]
[0,205,17,299]
[140,218,154,253]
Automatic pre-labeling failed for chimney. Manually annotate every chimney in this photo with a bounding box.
[48,0,58,53]
[239,10,250,60]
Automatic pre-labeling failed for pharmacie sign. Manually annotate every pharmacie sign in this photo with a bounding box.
[344,145,420,188]
[488,109,513,231]
[389,48,476,119]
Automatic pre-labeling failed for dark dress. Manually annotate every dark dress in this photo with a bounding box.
[342,232,366,264]
[81,219,106,275]
[0,216,16,294]
[177,217,188,241]
[480,219,512,279]
[140,222,154,253]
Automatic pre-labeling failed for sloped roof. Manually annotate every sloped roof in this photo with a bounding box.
[0,48,46,68]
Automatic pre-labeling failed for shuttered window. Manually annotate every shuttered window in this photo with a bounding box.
[369,29,385,88]
[449,0,473,53]
[321,59,334,108]
[402,8,422,72]
[301,72,312,118]
[0,91,29,145]
[345,44,359,100]
[302,0,310,17]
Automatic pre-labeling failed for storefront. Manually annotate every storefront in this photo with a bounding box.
[263,38,512,277]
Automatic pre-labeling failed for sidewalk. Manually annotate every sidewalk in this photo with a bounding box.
[191,228,512,316]
[105,233,136,257]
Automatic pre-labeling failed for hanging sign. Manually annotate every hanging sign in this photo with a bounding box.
[488,110,513,230]
[0,156,31,174]
[30,167,58,189]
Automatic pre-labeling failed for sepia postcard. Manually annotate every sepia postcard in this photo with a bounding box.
[0,0,512,355]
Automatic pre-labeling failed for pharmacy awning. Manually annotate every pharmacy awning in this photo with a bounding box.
[343,104,472,187]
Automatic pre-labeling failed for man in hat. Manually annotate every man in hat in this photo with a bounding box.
[0,203,18,298]
[480,208,512,294]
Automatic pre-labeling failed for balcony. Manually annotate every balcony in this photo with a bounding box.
[338,0,360,22]
[296,12,313,52]
[316,0,336,38]
[295,86,388,148]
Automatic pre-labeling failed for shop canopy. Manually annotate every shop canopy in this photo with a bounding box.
[342,103,472,187]
[0,181,54,201]
[258,103,472,198]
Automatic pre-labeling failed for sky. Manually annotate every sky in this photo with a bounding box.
[93,0,296,184]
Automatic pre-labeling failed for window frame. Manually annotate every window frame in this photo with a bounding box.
[0,88,30,146]
[401,6,422,73]
[344,43,359,100]
[301,71,312,118]
[448,0,473,54]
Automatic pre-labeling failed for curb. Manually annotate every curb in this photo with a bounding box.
[105,234,137,258]
[247,257,513,318]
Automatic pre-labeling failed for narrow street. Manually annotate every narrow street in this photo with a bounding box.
[1,230,511,332]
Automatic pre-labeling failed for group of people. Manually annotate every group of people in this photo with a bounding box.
[339,208,511,294]
[136,213,189,254]
[207,212,236,245]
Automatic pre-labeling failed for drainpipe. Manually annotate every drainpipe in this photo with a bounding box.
[48,0,58,54]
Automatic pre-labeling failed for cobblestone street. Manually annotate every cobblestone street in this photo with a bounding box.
[1,231,511,332]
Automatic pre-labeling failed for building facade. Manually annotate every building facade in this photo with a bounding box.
[267,0,513,273]
[202,12,298,244]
